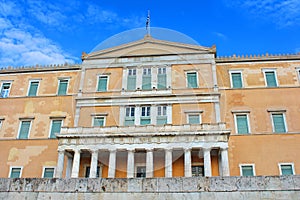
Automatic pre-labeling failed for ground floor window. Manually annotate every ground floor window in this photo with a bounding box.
[192,165,204,176]
[85,166,100,178]
[136,166,146,178]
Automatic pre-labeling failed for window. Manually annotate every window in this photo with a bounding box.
[27,81,39,96]
[49,120,62,138]
[157,67,167,89]
[141,106,151,125]
[157,105,167,125]
[85,166,100,178]
[230,71,243,88]
[240,164,255,176]
[234,114,250,134]
[0,119,3,130]
[97,76,108,92]
[57,79,68,95]
[127,69,136,90]
[18,121,31,139]
[9,167,22,178]
[187,72,198,88]
[93,116,105,127]
[263,70,278,87]
[271,113,287,133]
[1,82,11,98]
[192,166,204,176]
[142,68,151,90]
[43,167,55,178]
[125,107,135,126]
[136,166,146,178]
[279,164,294,175]
[188,114,200,124]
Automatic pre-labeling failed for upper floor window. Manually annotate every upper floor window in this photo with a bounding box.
[49,119,62,138]
[142,68,151,90]
[157,105,167,125]
[240,164,255,176]
[234,113,250,134]
[43,167,55,178]
[141,106,151,125]
[27,80,39,96]
[188,114,201,124]
[157,67,167,89]
[125,106,135,126]
[263,69,278,87]
[127,69,136,90]
[18,120,32,139]
[97,76,108,92]
[279,163,295,175]
[186,72,198,88]
[1,82,11,98]
[271,113,287,133]
[230,71,243,88]
[57,79,69,95]
[93,116,105,127]
[9,167,22,178]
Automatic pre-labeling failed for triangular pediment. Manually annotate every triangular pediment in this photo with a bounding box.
[82,35,216,60]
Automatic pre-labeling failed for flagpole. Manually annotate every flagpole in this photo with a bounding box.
[146,10,150,36]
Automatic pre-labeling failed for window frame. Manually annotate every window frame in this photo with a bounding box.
[229,70,243,88]
[92,116,106,127]
[49,119,63,139]
[191,165,204,177]
[57,79,69,96]
[142,68,152,90]
[42,167,56,178]
[239,164,256,176]
[27,80,40,96]
[1,81,12,98]
[127,68,137,91]
[233,113,251,134]
[125,106,135,126]
[135,163,146,178]
[186,71,199,88]
[278,163,295,175]
[17,120,32,139]
[97,75,109,92]
[270,112,288,133]
[262,69,278,87]
[9,166,23,178]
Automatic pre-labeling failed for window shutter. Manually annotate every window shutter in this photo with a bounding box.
[98,77,108,91]
[232,73,242,88]
[94,117,104,127]
[127,76,136,90]
[189,115,200,124]
[187,72,197,88]
[157,74,167,89]
[28,82,39,96]
[58,80,68,95]
[236,115,249,134]
[265,72,277,87]
[19,121,31,139]
[50,120,62,138]
[142,75,151,90]
[272,114,286,133]
[281,165,293,175]
[10,168,21,178]
[242,166,254,176]
[43,168,55,178]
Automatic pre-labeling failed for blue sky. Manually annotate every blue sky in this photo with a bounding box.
[1,0,300,67]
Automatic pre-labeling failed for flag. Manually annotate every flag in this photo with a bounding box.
[146,11,150,30]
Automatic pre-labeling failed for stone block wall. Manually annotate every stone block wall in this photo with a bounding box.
[0,176,299,199]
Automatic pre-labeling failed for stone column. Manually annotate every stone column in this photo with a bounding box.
[167,104,172,124]
[71,149,81,178]
[65,156,73,178]
[150,105,157,125]
[108,149,116,178]
[122,67,127,90]
[203,148,212,177]
[146,148,154,178]
[89,150,99,178]
[184,148,192,177]
[135,106,141,126]
[127,149,135,178]
[136,67,143,90]
[220,147,230,176]
[55,150,65,178]
[165,148,172,177]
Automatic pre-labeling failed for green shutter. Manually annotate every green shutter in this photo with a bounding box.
[281,165,293,175]
[58,80,68,95]
[19,121,31,139]
[187,72,198,88]
[265,72,277,87]
[157,74,167,89]
[242,166,254,176]
[50,120,62,138]
[127,76,136,90]
[140,117,151,125]
[124,118,135,126]
[97,77,108,91]
[93,117,104,127]
[236,115,249,134]
[189,115,200,124]
[28,82,39,96]
[10,168,21,178]
[142,75,151,90]
[272,114,286,133]
[231,73,242,88]
[157,116,167,125]
[43,168,54,178]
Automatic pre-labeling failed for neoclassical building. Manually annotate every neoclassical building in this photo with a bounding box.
[0,29,299,179]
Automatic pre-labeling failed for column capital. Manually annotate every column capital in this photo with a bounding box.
[184,147,192,152]
[58,149,65,154]
[220,147,228,151]
[146,148,154,152]
[73,149,81,154]
[109,149,117,153]
[165,147,173,152]
[127,148,135,152]
[89,149,99,154]
[202,147,212,152]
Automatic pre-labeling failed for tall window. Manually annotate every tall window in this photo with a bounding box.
[188,114,200,124]
[93,116,105,127]
[157,105,167,125]
[49,120,62,138]
[18,121,31,139]
[125,107,135,126]
[97,76,108,92]
[187,72,198,88]
[127,69,136,90]
[43,167,55,178]
[279,164,294,175]
[140,106,151,125]
[1,82,11,98]
[234,114,250,134]
[9,167,22,178]
[142,68,151,90]
[58,79,68,95]
[272,113,287,133]
[240,164,255,176]
[157,67,167,89]
[230,71,243,88]
[28,81,39,96]
[264,70,278,87]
